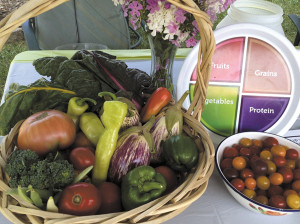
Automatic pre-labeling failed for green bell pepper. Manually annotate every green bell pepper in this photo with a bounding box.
[92,92,128,185]
[121,166,166,210]
[162,134,199,172]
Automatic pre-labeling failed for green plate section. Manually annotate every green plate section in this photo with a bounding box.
[196,85,239,137]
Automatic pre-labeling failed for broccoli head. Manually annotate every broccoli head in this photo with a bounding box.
[5,150,74,191]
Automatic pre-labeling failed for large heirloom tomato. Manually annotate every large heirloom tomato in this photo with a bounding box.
[59,182,101,216]
[17,110,76,155]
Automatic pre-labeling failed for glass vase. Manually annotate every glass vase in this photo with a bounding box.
[147,33,178,97]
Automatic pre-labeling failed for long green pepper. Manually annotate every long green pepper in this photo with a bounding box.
[92,92,128,185]
[67,97,96,126]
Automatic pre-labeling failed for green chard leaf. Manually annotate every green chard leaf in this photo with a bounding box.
[0,79,75,135]
[0,50,154,135]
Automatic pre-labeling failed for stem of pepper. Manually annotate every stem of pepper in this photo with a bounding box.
[141,182,164,192]
[98,91,117,100]
[75,98,97,107]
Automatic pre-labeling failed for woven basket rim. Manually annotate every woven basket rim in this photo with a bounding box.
[0,0,216,223]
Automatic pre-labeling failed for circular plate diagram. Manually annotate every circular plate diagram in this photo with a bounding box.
[177,24,300,145]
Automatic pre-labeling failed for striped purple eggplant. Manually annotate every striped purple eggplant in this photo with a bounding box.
[150,90,189,164]
[108,117,155,184]
[150,115,179,163]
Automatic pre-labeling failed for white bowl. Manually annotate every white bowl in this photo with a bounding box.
[215,131,300,216]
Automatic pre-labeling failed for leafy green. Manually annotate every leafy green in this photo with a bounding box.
[0,79,75,135]
[0,50,154,135]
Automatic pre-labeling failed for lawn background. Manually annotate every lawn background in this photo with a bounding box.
[0,0,299,100]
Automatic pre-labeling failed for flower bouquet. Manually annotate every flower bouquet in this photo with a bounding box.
[113,0,235,95]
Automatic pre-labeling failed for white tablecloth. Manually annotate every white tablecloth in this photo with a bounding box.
[1,50,300,224]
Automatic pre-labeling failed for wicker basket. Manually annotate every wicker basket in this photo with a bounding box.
[0,0,216,223]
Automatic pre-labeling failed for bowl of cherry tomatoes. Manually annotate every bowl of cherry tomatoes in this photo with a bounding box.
[215,132,300,216]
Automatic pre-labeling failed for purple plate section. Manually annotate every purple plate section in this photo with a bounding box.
[239,96,289,132]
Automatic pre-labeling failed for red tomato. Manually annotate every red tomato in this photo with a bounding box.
[286,148,299,160]
[263,137,279,148]
[69,147,95,171]
[155,166,178,194]
[293,169,300,180]
[278,167,294,183]
[223,147,239,158]
[97,182,122,214]
[269,195,286,209]
[72,132,95,149]
[59,182,101,216]
[17,110,76,155]
[231,178,245,191]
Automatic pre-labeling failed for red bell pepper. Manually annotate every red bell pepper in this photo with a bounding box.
[140,87,172,123]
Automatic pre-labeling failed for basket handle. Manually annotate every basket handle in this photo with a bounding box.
[0,0,70,51]
[167,0,215,122]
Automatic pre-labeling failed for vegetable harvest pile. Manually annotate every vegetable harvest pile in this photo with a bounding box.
[1,51,201,216]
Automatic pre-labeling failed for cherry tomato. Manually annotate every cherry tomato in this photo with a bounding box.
[69,147,95,171]
[245,177,256,190]
[17,110,76,155]
[223,147,239,158]
[252,139,263,149]
[59,182,101,216]
[283,189,298,199]
[285,159,296,170]
[239,138,252,147]
[265,160,277,174]
[231,178,244,191]
[251,159,268,176]
[286,194,300,209]
[223,168,239,180]
[269,172,283,185]
[278,167,294,183]
[263,137,279,148]
[232,156,247,170]
[242,189,256,199]
[267,185,283,197]
[292,180,300,191]
[296,159,300,169]
[220,158,233,170]
[293,169,300,180]
[269,195,286,209]
[240,168,254,179]
[259,150,273,161]
[286,148,299,160]
[273,156,286,168]
[254,195,268,205]
[270,145,286,157]
[256,176,270,190]
[249,146,261,156]
[239,147,252,158]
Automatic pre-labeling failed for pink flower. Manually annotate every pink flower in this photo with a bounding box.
[128,1,143,17]
[168,21,178,34]
[175,8,186,24]
[185,37,198,47]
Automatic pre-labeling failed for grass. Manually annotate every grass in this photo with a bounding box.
[0,41,28,99]
[0,0,299,100]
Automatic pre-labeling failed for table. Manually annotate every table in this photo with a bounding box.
[1,49,300,224]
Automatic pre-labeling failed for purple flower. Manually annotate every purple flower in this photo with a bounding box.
[146,0,160,13]
[175,8,186,24]
[128,1,143,17]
